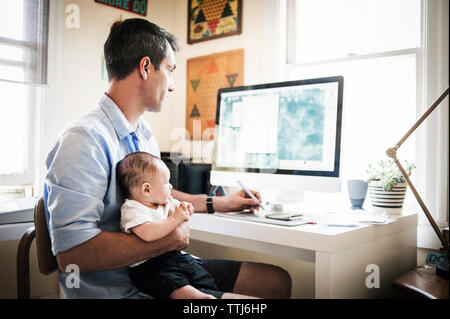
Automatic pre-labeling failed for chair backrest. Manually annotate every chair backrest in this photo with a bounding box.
[34,197,58,275]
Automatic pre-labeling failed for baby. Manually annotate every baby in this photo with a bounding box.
[116,151,219,299]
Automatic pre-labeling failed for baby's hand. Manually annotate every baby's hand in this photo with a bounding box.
[179,201,194,216]
[171,204,190,224]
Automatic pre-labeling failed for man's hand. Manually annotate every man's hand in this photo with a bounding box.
[213,189,262,213]
[166,222,190,251]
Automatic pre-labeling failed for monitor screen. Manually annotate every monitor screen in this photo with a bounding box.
[212,76,343,180]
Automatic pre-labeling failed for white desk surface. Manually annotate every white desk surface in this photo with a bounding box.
[189,211,417,254]
[190,211,418,298]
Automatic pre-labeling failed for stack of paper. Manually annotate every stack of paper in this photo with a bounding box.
[326,214,360,227]
[324,211,397,227]
[358,213,396,225]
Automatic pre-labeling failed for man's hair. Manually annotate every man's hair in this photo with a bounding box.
[116,152,164,198]
[104,18,179,81]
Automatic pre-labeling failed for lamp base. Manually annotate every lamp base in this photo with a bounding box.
[435,259,449,279]
[436,245,449,279]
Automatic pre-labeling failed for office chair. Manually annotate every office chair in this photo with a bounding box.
[16,197,58,299]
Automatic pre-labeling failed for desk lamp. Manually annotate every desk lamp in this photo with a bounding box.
[386,86,449,278]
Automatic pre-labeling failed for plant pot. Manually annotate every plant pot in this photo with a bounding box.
[368,181,407,215]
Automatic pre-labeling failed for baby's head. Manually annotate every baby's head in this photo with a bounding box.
[116,152,173,205]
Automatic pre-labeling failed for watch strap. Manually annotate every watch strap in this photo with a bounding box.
[206,196,214,214]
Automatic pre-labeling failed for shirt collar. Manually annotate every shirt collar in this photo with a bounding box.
[99,93,152,141]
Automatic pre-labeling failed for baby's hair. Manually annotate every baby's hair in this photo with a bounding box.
[116,152,164,198]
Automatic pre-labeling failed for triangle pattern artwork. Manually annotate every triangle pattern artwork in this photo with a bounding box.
[226,73,238,87]
[186,49,243,140]
[221,2,234,18]
[190,79,200,92]
[194,9,206,23]
[207,59,219,74]
[189,0,242,44]
[190,104,200,118]
[201,0,227,21]
[207,19,220,35]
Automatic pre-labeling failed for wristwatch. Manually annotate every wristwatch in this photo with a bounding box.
[206,196,215,214]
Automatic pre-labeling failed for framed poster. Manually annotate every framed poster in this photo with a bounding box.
[188,0,242,44]
[186,49,244,140]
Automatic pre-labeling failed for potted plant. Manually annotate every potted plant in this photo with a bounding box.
[366,159,415,214]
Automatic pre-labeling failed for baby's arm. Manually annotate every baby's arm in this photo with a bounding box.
[131,205,189,242]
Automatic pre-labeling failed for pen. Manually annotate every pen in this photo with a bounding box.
[237,180,265,211]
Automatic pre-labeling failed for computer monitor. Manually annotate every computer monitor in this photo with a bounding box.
[210,76,344,205]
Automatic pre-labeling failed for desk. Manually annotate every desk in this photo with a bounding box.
[189,211,418,298]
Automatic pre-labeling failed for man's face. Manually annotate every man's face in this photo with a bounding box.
[143,45,176,112]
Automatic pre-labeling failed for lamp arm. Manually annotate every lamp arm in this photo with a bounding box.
[388,152,447,249]
[386,86,449,250]
[394,87,449,150]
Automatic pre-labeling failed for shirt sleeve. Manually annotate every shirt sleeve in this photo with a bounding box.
[120,201,155,234]
[45,126,109,255]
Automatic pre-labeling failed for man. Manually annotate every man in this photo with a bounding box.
[45,18,291,299]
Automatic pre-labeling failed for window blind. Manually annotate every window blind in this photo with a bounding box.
[0,0,49,85]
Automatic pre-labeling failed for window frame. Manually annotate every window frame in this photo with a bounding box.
[284,0,449,248]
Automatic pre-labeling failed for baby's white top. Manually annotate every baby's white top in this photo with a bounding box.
[120,198,180,267]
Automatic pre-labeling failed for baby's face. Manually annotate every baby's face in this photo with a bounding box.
[144,164,173,205]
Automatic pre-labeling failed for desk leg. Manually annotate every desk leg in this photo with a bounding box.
[314,228,417,299]
[315,251,333,298]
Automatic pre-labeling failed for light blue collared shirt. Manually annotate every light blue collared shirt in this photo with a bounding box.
[44,93,160,298]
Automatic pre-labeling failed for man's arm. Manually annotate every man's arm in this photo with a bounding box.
[172,189,261,213]
[56,222,189,272]
[172,190,208,212]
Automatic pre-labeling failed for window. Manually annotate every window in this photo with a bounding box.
[0,0,49,84]
[285,0,449,248]
[288,0,421,64]
[0,0,49,201]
